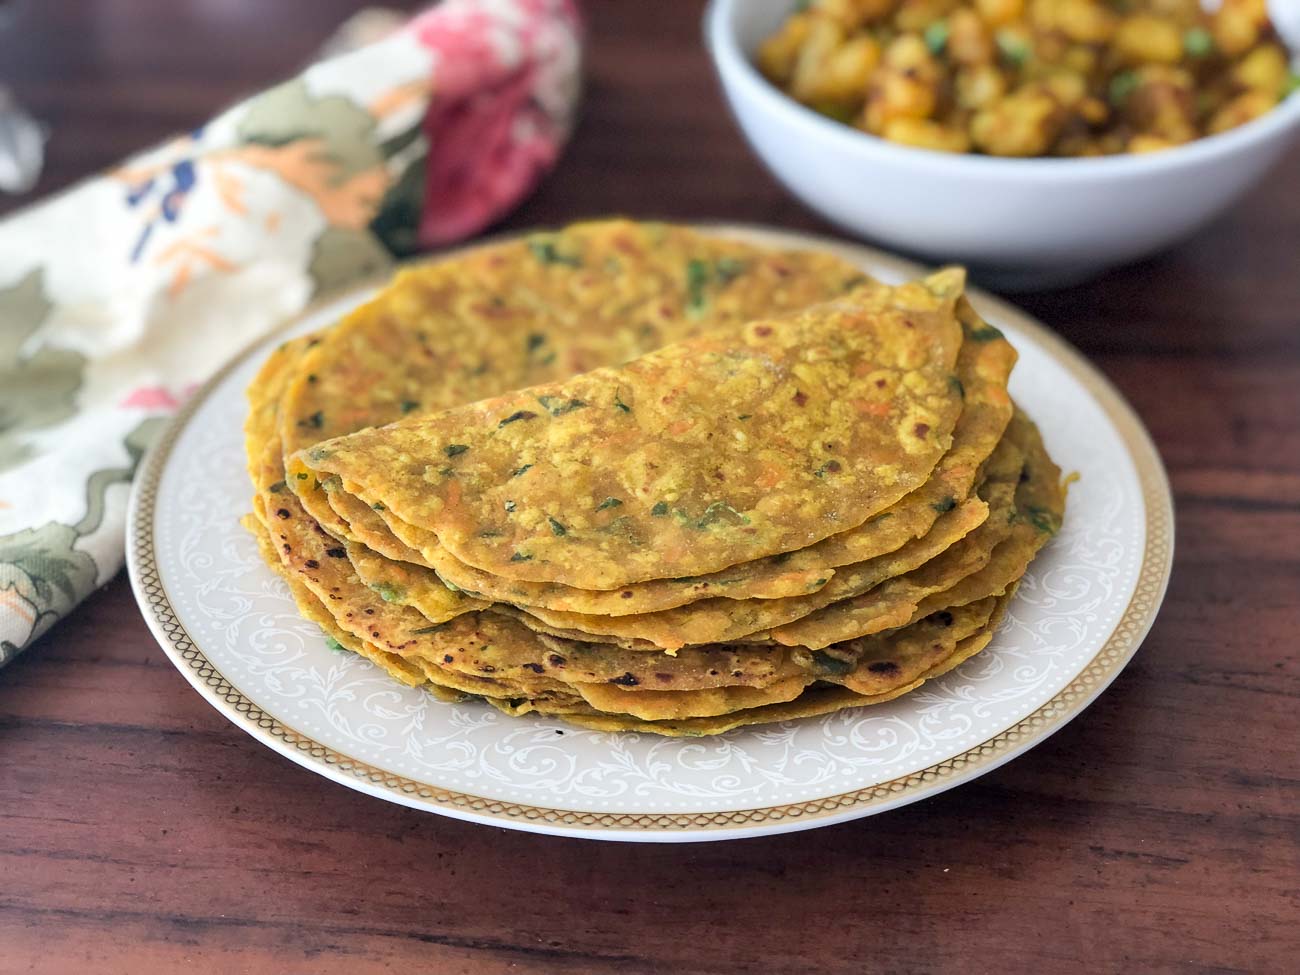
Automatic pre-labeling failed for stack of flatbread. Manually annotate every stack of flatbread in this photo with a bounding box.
[244,220,1065,736]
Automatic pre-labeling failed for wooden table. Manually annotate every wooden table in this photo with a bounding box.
[2,2,1297,972]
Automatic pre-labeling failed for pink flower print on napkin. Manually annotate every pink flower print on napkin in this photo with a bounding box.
[412,0,582,245]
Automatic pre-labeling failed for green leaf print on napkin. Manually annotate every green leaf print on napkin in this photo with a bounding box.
[308,227,393,294]
[75,416,168,537]
[235,78,415,287]
[0,522,98,662]
[0,416,166,664]
[0,269,87,473]
[238,80,384,179]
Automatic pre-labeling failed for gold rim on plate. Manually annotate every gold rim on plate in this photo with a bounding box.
[126,226,1174,841]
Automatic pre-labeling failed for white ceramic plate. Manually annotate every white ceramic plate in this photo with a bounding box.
[127,226,1174,842]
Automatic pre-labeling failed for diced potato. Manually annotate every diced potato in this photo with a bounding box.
[948,8,995,63]
[975,0,1024,28]
[1128,133,1181,153]
[791,18,847,101]
[1062,44,1097,76]
[1232,44,1289,95]
[1042,71,1087,108]
[1114,15,1184,65]
[895,0,961,33]
[1124,65,1197,143]
[799,34,883,103]
[1211,0,1268,58]
[757,14,812,84]
[1208,89,1277,133]
[883,33,941,75]
[970,85,1064,155]
[1035,0,1117,45]
[1077,95,1109,125]
[1146,0,1201,18]
[955,64,1009,109]
[882,117,974,151]
[814,0,900,29]
[864,70,940,130]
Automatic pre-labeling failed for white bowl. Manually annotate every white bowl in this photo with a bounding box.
[705,0,1300,288]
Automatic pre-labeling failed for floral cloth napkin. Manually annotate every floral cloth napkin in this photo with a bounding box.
[0,0,582,664]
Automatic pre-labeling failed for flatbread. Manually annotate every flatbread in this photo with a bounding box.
[561,595,1000,721]
[318,295,1016,618]
[281,220,869,540]
[244,510,429,690]
[500,493,990,651]
[239,222,1065,736]
[768,410,1061,649]
[527,600,1011,737]
[296,270,967,588]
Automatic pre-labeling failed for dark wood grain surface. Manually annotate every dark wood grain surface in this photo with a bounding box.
[2,2,1297,973]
